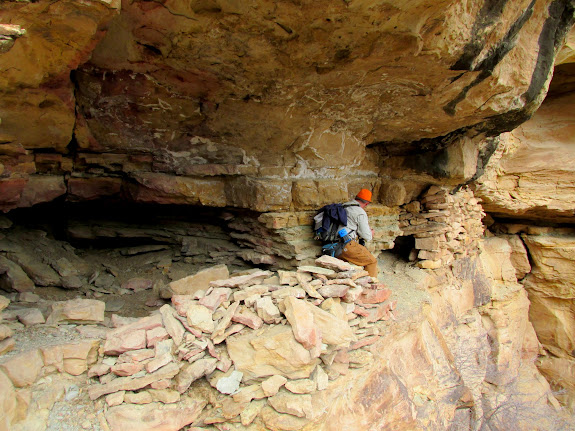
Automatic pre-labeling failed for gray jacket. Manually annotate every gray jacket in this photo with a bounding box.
[343,200,372,241]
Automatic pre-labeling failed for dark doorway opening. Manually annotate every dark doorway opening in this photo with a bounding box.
[391,235,416,262]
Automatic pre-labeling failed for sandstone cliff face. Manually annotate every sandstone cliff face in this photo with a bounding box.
[472,29,575,409]
[1,1,575,430]
[1,0,574,212]
[474,90,575,222]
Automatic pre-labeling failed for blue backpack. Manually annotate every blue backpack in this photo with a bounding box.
[313,203,353,256]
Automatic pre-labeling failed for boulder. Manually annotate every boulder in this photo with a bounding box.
[105,400,206,431]
[0,349,43,387]
[46,298,105,324]
[227,324,320,382]
[0,255,35,292]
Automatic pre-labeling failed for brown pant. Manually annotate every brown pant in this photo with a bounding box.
[339,240,378,278]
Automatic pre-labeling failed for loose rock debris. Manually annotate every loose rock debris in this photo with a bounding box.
[0,255,397,430]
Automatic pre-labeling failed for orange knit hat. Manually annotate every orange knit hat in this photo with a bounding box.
[356,188,372,203]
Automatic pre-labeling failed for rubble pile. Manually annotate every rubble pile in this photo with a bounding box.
[86,254,396,429]
[399,186,485,269]
[0,255,397,430]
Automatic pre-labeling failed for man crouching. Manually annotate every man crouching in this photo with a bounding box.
[338,189,378,278]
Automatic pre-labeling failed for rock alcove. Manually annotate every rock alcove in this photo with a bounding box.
[1,0,575,430]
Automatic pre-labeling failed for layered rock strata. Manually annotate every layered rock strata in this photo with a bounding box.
[471,56,575,409]
[1,1,574,213]
[474,90,575,223]
[1,1,575,429]
[486,225,575,410]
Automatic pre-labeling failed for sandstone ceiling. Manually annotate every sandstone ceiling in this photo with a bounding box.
[0,0,574,212]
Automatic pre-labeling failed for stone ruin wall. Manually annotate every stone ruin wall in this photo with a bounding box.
[399,186,485,270]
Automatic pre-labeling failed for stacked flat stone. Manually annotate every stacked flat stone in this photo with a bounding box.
[0,258,396,430]
[399,185,485,269]
[85,257,395,429]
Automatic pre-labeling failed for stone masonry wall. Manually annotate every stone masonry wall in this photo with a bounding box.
[399,186,485,269]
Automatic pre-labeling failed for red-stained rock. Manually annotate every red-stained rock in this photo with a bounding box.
[146,326,169,348]
[88,363,111,378]
[111,362,145,377]
[171,295,195,317]
[359,288,392,304]
[104,329,147,356]
[118,349,155,363]
[18,175,66,209]
[232,306,264,330]
[0,178,27,210]
[199,288,232,311]
[350,336,380,351]
[68,177,123,201]
[283,297,321,352]
[88,362,180,400]
[103,314,163,355]
[121,277,153,292]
